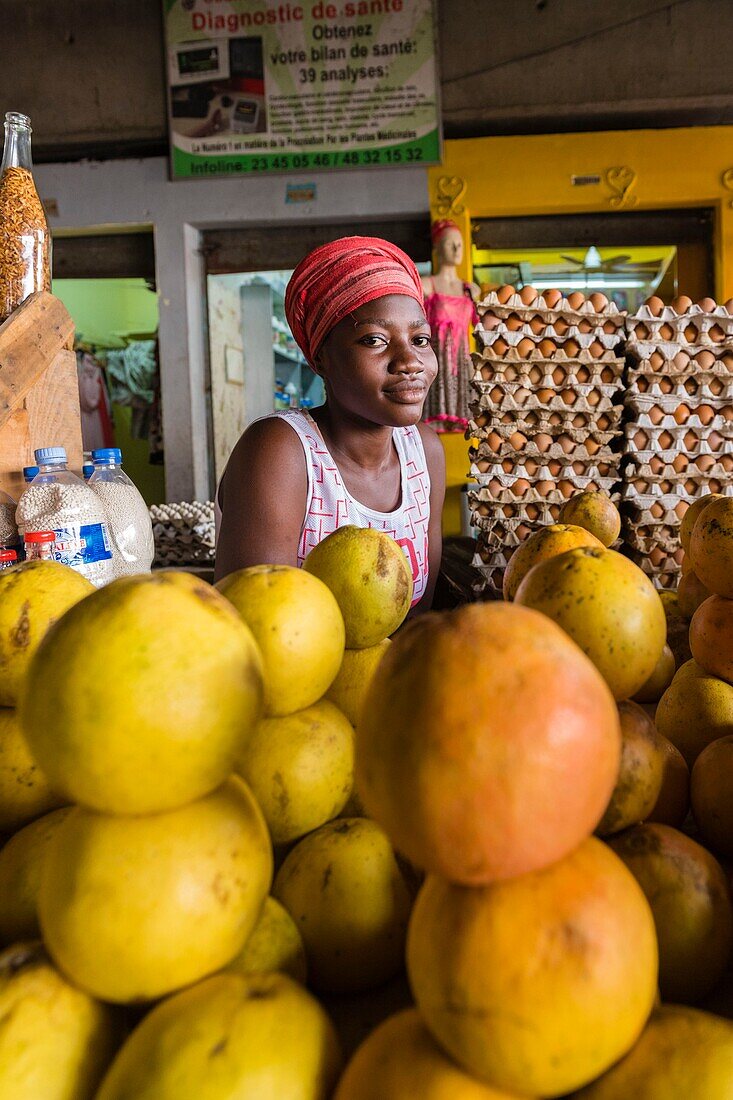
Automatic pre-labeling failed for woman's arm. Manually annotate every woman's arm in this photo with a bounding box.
[214,418,308,582]
[416,421,446,611]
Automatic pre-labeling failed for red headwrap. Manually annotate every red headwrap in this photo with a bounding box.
[431,219,461,245]
[284,236,424,366]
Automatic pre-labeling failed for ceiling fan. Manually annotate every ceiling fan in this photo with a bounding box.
[560,245,663,274]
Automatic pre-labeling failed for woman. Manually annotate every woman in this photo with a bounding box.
[215,236,445,611]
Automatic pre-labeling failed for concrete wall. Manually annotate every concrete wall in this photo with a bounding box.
[6,0,733,160]
[34,157,429,501]
[207,275,247,485]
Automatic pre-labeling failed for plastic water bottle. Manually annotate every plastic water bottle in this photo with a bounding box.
[88,448,155,579]
[16,447,114,586]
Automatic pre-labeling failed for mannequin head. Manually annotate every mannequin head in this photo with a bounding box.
[431,220,464,270]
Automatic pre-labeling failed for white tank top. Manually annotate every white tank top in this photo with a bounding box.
[276,409,431,607]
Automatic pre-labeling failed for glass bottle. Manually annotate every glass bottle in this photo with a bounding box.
[0,112,51,323]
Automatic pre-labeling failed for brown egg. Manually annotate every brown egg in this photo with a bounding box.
[634,323,650,339]
[528,365,543,384]
[602,320,617,334]
[588,340,605,358]
[517,337,535,357]
[600,366,615,383]
[698,297,717,312]
[567,291,585,309]
[509,431,527,449]
[496,284,515,304]
[660,377,673,393]
[699,405,716,424]
[534,433,553,452]
[564,338,581,357]
[559,434,575,454]
[671,295,692,313]
[537,387,555,403]
[587,390,601,406]
[538,338,556,357]
[709,430,723,450]
[645,296,664,315]
[480,364,493,381]
[698,455,716,473]
[543,288,562,308]
[513,478,531,495]
[506,314,524,331]
[649,350,664,369]
[519,285,538,306]
[589,291,608,311]
[673,350,691,370]
[659,323,675,340]
[710,323,726,343]
[493,338,509,355]
[649,407,664,425]
[672,454,687,473]
[529,315,545,334]
[683,324,697,343]
[553,317,569,335]
[560,390,576,406]
[674,404,690,424]
[577,366,591,382]
[578,318,593,333]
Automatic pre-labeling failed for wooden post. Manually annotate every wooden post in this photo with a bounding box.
[0,292,82,500]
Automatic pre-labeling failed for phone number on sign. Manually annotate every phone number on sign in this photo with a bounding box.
[247,147,424,170]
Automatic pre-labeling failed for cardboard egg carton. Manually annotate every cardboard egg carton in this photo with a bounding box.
[467,510,536,547]
[626,373,733,404]
[467,487,564,526]
[469,457,620,494]
[627,453,733,479]
[623,410,733,434]
[465,423,616,464]
[477,326,621,355]
[622,521,679,551]
[471,383,619,417]
[487,406,623,441]
[469,478,615,504]
[477,287,626,327]
[624,423,733,459]
[626,302,733,348]
[469,439,621,478]
[625,393,733,420]
[623,471,729,499]
[471,360,624,394]
[628,355,733,382]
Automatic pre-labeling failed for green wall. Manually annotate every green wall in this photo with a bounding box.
[53,278,165,505]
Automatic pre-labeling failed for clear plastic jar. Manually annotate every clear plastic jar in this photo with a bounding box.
[0,487,18,548]
[22,530,55,561]
[17,448,114,586]
[88,447,155,579]
[0,112,51,323]
[0,548,17,569]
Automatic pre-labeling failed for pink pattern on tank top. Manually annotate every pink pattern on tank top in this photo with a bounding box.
[275,409,431,607]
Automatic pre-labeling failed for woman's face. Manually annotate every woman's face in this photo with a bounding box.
[436,228,463,267]
[315,293,437,427]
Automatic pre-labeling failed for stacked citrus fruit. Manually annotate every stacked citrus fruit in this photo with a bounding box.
[0,501,732,1098]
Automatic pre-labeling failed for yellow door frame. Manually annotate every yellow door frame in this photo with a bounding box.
[428,126,733,299]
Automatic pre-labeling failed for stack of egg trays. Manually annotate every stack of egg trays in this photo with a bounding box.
[623,303,733,588]
[467,289,626,596]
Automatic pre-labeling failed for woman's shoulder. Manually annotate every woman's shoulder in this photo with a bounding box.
[219,414,307,503]
[414,420,446,463]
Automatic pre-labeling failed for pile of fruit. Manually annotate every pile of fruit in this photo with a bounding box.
[623,294,733,588]
[467,285,626,595]
[1,492,733,1098]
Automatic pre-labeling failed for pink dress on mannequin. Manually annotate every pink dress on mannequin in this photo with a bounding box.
[422,277,478,432]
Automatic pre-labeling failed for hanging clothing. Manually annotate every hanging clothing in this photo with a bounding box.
[271,409,431,607]
[76,351,114,452]
[422,278,479,432]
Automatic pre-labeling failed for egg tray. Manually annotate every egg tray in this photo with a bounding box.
[626,374,733,405]
[469,439,622,478]
[622,521,679,550]
[470,456,620,490]
[625,393,733,420]
[623,479,733,505]
[471,384,620,417]
[477,287,626,325]
[623,424,733,459]
[476,326,622,355]
[626,303,733,344]
[467,510,537,547]
[467,488,565,526]
[625,454,733,480]
[487,407,624,442]
[473,343,625,374]
[627,355,733,381]
[623,409,733,433]
[624,548,683,590]
[471,361,625,394]
[465,424,618,464]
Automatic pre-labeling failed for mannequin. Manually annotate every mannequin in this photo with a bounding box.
[421,220,480,431]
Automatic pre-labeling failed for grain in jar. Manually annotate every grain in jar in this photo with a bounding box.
[0,112,51,322]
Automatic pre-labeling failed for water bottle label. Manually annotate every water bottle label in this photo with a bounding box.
[51,523,112,568]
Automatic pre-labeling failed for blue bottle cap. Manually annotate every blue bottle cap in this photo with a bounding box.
[23,465,39,481]
[82,464,95,479]
[91,447,122,465]
[35,447,67,465]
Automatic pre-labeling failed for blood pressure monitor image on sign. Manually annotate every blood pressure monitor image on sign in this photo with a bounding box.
[169,40,230,86]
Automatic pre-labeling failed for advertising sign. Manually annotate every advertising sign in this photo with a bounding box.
[164,0,440,178]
